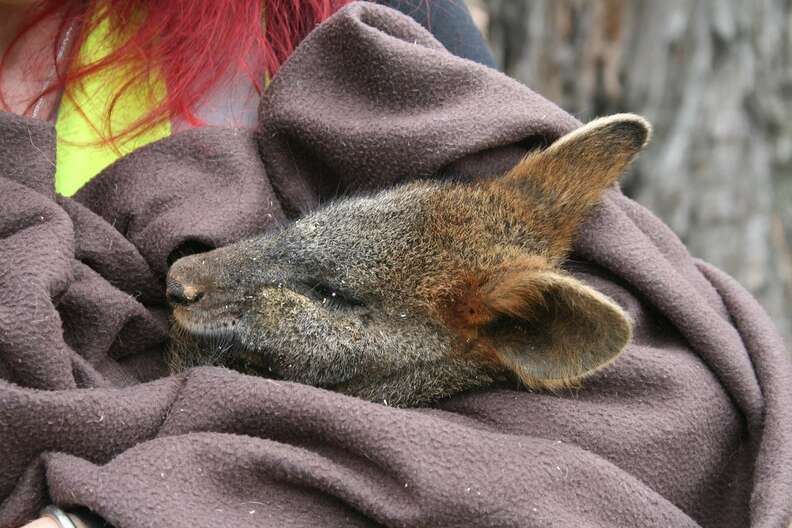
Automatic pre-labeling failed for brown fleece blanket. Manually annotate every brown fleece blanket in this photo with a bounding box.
[1,4,790,528]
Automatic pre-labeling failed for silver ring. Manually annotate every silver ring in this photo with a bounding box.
[41,506,79,528]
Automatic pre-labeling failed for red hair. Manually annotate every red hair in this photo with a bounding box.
[0,0,352,143]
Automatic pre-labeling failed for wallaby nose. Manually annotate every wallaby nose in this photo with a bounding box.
[166,278,205,306]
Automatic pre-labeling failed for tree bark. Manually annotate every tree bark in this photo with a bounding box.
[482,0,792,351]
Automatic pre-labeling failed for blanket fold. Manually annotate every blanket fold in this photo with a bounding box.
[1,3,790,528]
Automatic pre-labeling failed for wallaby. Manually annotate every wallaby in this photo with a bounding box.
[167,114,651,407]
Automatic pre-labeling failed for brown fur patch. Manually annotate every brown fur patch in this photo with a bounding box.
[438,256,553,369]
[439,261,631,390]
[496,114,651,253]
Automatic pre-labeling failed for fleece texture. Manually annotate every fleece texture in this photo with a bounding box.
[0,4,790,528]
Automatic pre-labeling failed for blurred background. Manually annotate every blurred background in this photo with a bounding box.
[465,0,792,352]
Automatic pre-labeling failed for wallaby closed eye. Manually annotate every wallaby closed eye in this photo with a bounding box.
[167,114,651,406]
[299,280,365,309]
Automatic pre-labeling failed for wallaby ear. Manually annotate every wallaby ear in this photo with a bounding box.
[499,114,651,253]
[477,269,632,389]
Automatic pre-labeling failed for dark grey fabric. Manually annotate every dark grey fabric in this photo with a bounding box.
[0,4,790,528]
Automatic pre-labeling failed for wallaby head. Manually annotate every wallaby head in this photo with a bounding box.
[167,114,651,406]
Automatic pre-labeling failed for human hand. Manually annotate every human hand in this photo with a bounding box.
[20,506,109,528]
[20,518,59,528]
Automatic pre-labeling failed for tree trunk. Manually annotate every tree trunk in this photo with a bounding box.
[481,0,792,351]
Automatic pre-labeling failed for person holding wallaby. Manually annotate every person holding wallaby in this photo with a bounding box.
[1,2,790,528]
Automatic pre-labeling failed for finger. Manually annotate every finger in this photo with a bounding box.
[21,518,60,528]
